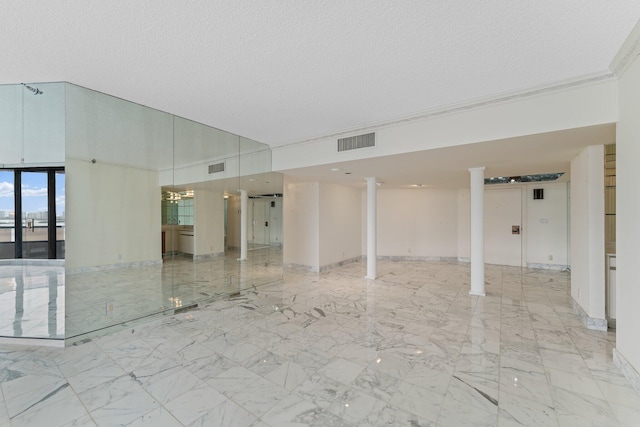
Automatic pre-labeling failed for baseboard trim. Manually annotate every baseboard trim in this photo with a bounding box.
[66,259,163,275]
[193,252,225,261]
[571,297,607,331]
[284,263,320,273]
[284,256,363,273]
[613,348,640,395]
[378,255,459,262]
[319,257,362,272]
[0,336,65,348]
[526,263,570,271]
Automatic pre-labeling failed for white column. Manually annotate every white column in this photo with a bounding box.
[365,177,377,279]
[238,190,248,261]
[469,167,486,296]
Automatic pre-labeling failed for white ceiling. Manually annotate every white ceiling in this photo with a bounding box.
[1,1,638,147]
[1,2,636,191]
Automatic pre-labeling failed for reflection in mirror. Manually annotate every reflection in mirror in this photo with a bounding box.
[63,83,282,343]
[0,83,66,343]
[1,82,283,344]
[64,83,173,340]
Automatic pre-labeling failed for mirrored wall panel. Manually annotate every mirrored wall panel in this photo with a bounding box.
[0,82,66,341]
[0,81,282,343]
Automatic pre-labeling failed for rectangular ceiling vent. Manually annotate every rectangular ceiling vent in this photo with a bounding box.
[337,132,375,152]
[208,162,225,174]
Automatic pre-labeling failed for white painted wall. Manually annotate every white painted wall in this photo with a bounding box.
[194,189,224,256]
[616,50,640,375]
[526,182,569,266]
[457,189,471,260]
[318,182,362,267]
[485,187,523,266]
[273,80,618,172]
[65,158,160,269]
[570,145,605,320]
[457,184,568,267]
[376,189,458,258]
[283,178,319,269]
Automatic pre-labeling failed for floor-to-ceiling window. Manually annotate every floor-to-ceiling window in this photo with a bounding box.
[0,167,64,260]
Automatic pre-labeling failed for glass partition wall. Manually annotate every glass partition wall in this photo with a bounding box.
[0,82,282,344]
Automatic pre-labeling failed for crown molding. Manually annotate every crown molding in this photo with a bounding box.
[611,18,640,77]
[271,72,615,152]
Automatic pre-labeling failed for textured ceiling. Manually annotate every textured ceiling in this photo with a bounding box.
[1,1,639,147]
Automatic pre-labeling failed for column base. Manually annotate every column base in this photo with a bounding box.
[469,290,486,297]
[364,275,376,280]
[237,258,246,261]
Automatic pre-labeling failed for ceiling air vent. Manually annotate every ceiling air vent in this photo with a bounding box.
[337,132,375,152]
[208,162,225,174]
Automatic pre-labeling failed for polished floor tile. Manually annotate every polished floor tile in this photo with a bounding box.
[0,260,638,426]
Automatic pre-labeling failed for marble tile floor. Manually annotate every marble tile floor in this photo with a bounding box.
[0,260,639,426]
[0,247,282,340]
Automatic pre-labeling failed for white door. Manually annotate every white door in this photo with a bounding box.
[485,188,522,266]
[252,199,269,245]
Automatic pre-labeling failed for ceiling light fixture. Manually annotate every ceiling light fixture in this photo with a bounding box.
[331,168,340,172]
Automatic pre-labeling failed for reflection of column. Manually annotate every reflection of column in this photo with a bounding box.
[48,271,58,338]
[469,167,486,296]
[365,177,377,280]
[239,190,248,261]
[14,271,24,337]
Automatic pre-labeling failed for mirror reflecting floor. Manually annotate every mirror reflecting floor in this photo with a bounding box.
[0,260,637,426]
[0,263,65,340]
[0,247,282,341]
[65,247,283,340]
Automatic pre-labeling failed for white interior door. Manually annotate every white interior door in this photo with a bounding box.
[485,188,522,266]
[252,199,269,245]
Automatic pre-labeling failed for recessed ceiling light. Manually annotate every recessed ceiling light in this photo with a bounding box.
[331,168,340,172]
[412,184,423,188]
[376,182,384,186]
[345,172,352,175]
[249,178,255,182]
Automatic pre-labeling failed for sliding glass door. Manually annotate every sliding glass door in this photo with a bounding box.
[0,170,15,258]
[0,168,64,259]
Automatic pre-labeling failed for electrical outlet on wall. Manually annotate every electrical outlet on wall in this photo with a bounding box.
[106,302,114,315]
[548,255,553,261]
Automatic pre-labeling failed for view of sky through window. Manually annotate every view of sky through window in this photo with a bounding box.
[0,171,65,218]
